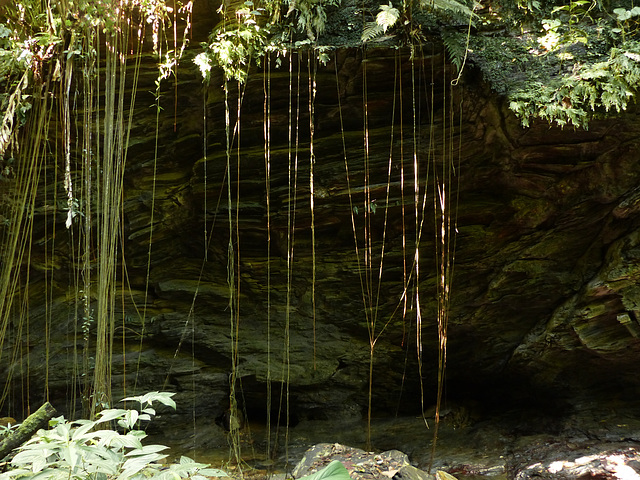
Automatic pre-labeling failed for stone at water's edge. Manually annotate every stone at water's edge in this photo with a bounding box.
[394,465,435,480]
[510,443,640,480]
[292,443,433,480]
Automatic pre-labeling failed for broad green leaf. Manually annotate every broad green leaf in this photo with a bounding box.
[71,421,99,441]
[93,429,123,448]
[51,422,71,441]
[198,468,229,477]
[614,8,631,20]
[61,444,80,470]
[118,453,167,480]
[151,392,177,409]
[0,468,32,478]
[31,454,47,473]
[12,448,54,470]
[125,444,168,456]
[128,409,139,427]
[28,467,63,480]
[118,409,139,430]
[297,461,351,480]
[152,470,183,480]
[122,392,176,410]
[96,409,129,424]
[84,454,120,476]
[108,432,144,450]
[49,416,66,427]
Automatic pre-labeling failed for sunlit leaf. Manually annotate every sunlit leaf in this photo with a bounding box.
[436,471,459,480]
[96,409,129,424]
[298,461,351,480]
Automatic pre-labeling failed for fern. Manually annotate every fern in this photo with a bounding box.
[419,0,477,18]
[362,21,386,42]
[377,2,401,30]
[200,1,270,83]
[508,41,640,129]
[362,2,400,42]
[442,31,467,73]
[286,0,339,41]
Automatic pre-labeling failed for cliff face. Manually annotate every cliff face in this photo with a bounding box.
[452,96,640,403]
[2,7,640,452]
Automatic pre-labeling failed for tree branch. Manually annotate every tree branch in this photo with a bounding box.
[0,402,57,461]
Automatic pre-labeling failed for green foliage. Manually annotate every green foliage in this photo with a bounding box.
[197,1,270,83]
[0,0,59,155]
[0,392,227,480]
[442,30,468,72]
[435,472,459,480]
[194,0,478,78]
[362,3,401,42]
[0,420,18,438]
[286,0,341,41]
[298,461,351,480]
[487,0,640,128]
[419,0,478,19]
[551,0,597,26]
[537,17,590,51]
[508,41,640,128]
[612,6,640,40]
[466,4,640,130]
[0,0,182,156]
[361,0,476,43]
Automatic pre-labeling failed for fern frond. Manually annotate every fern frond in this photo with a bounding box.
[377,3,400,31]
[442,31,467,73]
[286,0,298,17]
[362,2,400,42]
[420,0,477,18]
[362,21,385,42]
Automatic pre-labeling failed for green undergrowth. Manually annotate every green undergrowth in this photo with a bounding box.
[4,0,640,132]
[463,5,640,129]
[0,392,227,480]
[192,0,640,130]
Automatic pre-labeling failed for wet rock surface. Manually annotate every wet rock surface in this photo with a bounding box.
[150,400,640,480]
[292,443,419,480]
[263,410,640,480]
[279,429,640,480]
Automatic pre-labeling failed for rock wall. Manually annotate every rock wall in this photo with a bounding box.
[1,19,640,450]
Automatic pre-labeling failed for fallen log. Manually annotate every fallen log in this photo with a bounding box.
[0,402,57,461]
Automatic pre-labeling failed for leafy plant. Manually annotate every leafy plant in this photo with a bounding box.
[537,16,590,54]
[0,419,18,438]
[551,0,597,26]
[286,0,341,41]
[612,6,640,41]
[362,3,401,42]
[0,392,227,480]
[0,0,185,157]
[509,40,640,128]
[362,0,476,43]
[298,461,351,480]
[197,1,270,83]
[442,30,468,73]
[419,0,478,18]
